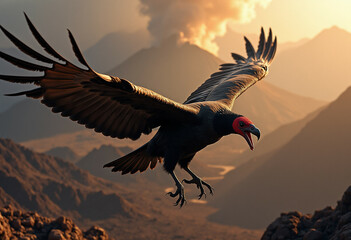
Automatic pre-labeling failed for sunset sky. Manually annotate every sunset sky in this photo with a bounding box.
[0,0,350,52]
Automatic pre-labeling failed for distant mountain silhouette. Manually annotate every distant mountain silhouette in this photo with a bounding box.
[0,99,84,141]
[268,26,351,101]
[76,144,140,184]
[209,86,351,229]
[45,146,80,163]
[277,38,309,53]
[84,30,150,72]
[215,29,258,62]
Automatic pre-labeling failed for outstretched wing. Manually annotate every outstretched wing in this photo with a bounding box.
[184,28,277,109]
[0,14,199,140]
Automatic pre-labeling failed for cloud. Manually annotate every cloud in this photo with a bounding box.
[139,0,272,55]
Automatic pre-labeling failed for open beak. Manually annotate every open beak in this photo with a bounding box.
[242,124,260,150]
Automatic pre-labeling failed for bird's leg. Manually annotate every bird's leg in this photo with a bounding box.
[167,171,186,207]
[182,166,214,199]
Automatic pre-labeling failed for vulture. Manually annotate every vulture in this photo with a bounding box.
[0,14,277,207]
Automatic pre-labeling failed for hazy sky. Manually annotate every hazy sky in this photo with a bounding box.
[0,0,350,50]
[229,0,351,42]
[0,0,147,50]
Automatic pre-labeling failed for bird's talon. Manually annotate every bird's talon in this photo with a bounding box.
[202,181,214,195]
[167,183,186,207]
[180,198,186,207]
[182,175,214,198]
[198,192,206,200]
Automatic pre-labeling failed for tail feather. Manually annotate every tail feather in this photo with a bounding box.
[103,144,161,174]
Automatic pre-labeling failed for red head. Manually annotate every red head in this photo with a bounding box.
[233,116,261,150]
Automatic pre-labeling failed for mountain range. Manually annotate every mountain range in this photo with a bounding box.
[0,138,263,240]
[45,146,81,163]
[0,138,138,220]
[268,26,351,101]
[208,86,351,229]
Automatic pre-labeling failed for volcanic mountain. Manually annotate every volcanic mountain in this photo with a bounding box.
[84,30,150,72]
[268,26,351,101]
[208,86,351,229]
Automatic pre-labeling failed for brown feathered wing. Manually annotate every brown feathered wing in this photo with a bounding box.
[0,14,199,142]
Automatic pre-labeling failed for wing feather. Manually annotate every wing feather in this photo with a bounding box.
[24,13,66,63]
[184,28,277,109]
[256,27,266,59]
[267,36,278,64]
[231,53,246,63]
[0,14,199,141]
[263,28,273,59]
[0,51,47,71]
[244,37,256,59]
[0,25,56,64]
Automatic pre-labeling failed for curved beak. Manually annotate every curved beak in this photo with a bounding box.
[251,125,261,141]
[241,124,261,151]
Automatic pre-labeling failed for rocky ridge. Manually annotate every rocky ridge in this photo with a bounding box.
[0,204,108,240]
[261,185,351,240]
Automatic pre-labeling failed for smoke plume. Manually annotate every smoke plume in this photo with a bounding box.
[139,0,271,55]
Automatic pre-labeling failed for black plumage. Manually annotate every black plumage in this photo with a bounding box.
[0,15,277,207]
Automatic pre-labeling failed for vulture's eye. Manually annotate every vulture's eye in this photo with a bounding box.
[239,121,245,127]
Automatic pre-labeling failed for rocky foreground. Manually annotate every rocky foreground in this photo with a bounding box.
[262,186,351,240]
[0,205,108,240]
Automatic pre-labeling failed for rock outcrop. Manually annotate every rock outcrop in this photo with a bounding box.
[261,185,351,240]
[0,204,108,240]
